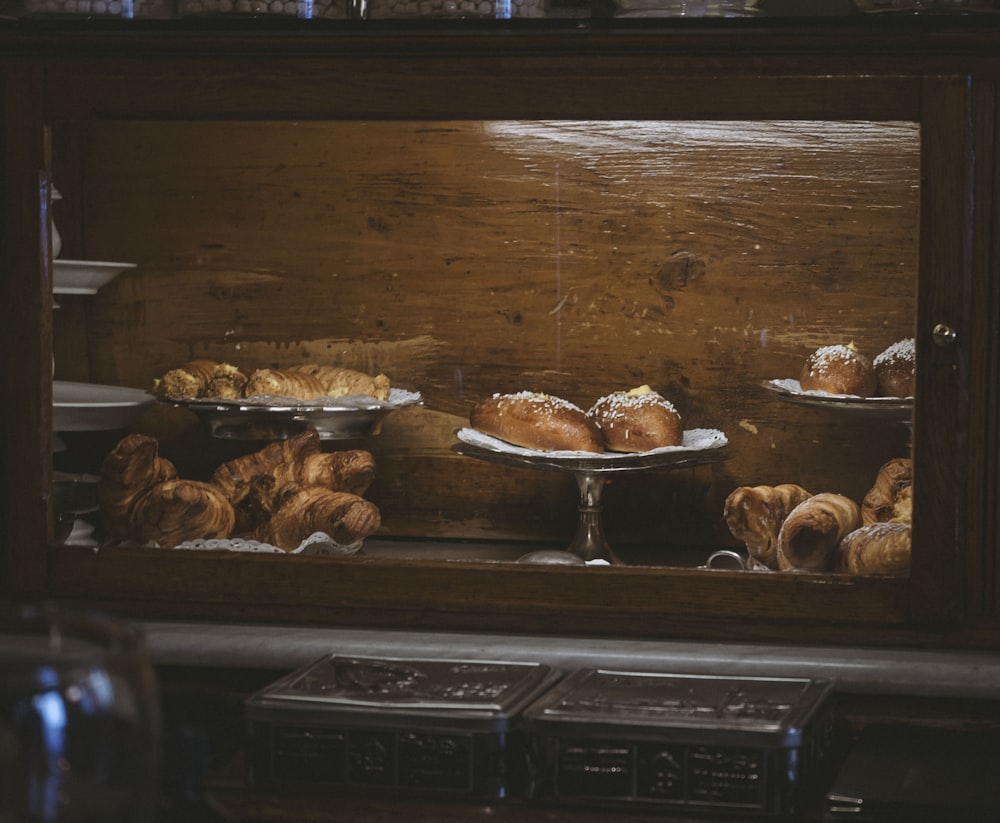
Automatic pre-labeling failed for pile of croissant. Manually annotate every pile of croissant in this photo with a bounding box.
[723,457,913,576]
[97,430,380,551]
[154,358,391,403]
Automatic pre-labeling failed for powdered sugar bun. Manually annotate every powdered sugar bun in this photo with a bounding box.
[588,385,683,453]
[470,391,604,453]
[874,338,915,398]
[799,343,876,397]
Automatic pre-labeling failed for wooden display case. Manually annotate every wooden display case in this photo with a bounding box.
[2,14,999,649]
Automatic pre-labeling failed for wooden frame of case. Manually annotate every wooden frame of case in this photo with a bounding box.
[2,20,998,648]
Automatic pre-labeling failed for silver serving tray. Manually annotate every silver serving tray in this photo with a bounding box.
[167,388,422,441]
[763,378,913,419]
[453,427,729,474]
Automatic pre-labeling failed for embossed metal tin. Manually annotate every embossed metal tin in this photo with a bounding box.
[520,669,841,817]
[245,655,561,800]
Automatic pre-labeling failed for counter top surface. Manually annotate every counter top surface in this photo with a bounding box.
[142,619,1000,699]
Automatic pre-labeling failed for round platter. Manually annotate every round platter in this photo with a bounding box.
[453,427,729,473]
[53,259,136,295]
[53,380,154,431]
[762,379,913,420]
[168,388,422,441]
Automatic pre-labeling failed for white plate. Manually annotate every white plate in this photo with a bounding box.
[53,259,135,295]
[53,380,154,431]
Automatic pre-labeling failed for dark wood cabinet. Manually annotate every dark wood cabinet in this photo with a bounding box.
[2,16,999,648]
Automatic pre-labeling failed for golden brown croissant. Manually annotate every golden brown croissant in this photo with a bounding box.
[206,362,248,400]
[211,430,323,505]
[862,457,913,526]
[244,368,326,401]
[776,492,861,572]
[270,450,376,498]
[154,359,219,399]
[253,486,381,551]
[291,365,391,401]
[99,434,178,540]
[835,522,911,576]
[130,479,235,549]
[723,484,813,569]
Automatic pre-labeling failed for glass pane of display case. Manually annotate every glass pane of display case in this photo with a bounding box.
[51,118,918,580]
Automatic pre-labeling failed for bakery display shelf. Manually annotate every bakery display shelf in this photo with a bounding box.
[453,427,729,564]
[762,379,913,420]
[166,388,422,440]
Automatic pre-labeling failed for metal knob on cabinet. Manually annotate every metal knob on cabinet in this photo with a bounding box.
[932,323,957,348]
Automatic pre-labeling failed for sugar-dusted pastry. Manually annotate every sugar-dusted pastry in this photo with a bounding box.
[588,385,683,453]
[776,492,861,572]
[291,364,391,401]
[244,368,326,401]
[723,483,813,570]
[254,486,381,551]
[874,338,916,398]
[470,391,604,453]
[98,434,178,540]
[799,343,876,397]
[835,522,911,577]
[154,359,219,399]
[130,479,235,549]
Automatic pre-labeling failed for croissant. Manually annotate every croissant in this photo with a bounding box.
[244,368,326,401]
[206,362,248,400]
[862,458,913,526]
[776,492,861,572]
[98,434,178,540]
[154,359,219,399]
[270,450,376,497]
[231,474,279,536]
[211,430,323,505]
[835,522,911,576]
[130,479,235,549]
[254,486,381,551]
[291,364,391,401]
[723,484,813,569]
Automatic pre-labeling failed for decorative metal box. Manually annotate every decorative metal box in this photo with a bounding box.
[520,669,841,818]
[245,655,561,800]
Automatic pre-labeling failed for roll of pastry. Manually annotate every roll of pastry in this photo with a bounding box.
[862,457,913,526]
[291,364,391,401]
[206,363,248,400]
[98,434,178,540]
[470,391,604,453]
[154,359,219,399]
[244,368,326,401]
[836,522,911,576]
[129,479,235,549]
[777,492,861,572]
[723,483,813,569]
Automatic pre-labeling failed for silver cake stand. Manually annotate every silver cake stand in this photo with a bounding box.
[453,428,729,564]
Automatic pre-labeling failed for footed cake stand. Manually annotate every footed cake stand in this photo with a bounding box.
[453,428,729,564]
